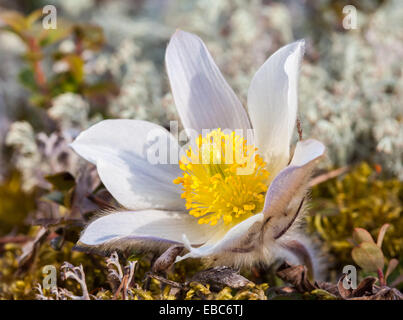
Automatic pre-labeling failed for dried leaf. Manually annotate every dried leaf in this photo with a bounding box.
[350,287,403,300]
[17,227,49,274]
[315,281,339,296]
[352,277,377,297]
[337,275,353,299]
[191,266,252,291]
[281,240,314,280]
[152,245,184,273]
[70,165,102,219]
[276,262,316,292]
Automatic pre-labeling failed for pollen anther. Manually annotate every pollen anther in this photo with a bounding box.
[174,129,269,226]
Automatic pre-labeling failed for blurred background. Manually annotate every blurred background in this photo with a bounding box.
[0,0,402,299]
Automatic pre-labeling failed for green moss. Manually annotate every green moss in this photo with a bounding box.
[0,172,35,235]
[307,162,403,267]
[0,238,107,299]
[0,239,269,300]
[1,162,401,299]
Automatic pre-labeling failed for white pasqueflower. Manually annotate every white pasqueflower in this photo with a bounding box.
[71,31,325,270]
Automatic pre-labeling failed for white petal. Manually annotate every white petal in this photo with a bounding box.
[166,30,251,134]
[290,138,326,167]
[78,210,215,249]
[176,213,264,261]
[247,40,305,174]
[262,139,325,239]
[71,119,185,211]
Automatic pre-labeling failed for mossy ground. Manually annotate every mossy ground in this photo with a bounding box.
[0,163,401,300]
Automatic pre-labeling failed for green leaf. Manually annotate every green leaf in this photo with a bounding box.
[45,172,76,191]
[64,54,84,84]
[352,242,384,272]
[73,24,105,51]
[29,93,49,108]
[18,68,37,91]
[39,24,71,47]
[0,10,27,34]
[25,9,43,28]
[352,228,375,245]
[309,289,338,300]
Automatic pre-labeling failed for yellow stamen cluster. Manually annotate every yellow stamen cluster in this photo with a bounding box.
[174,129,269,226]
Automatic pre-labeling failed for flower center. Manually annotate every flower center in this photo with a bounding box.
[173,129,269,226]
